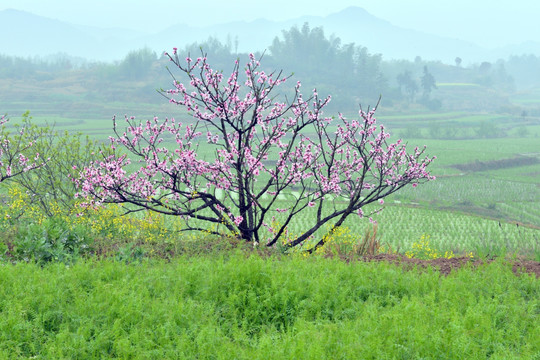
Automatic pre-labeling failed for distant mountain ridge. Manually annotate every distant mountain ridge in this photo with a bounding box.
[1,7,538,63]
[0,8,145,60]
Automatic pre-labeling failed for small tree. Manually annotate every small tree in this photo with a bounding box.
[420,66,437,99]
[0,113,44,184]
[8,112,105,217]
[78,52,435,251]
[119,47,157,80]
[396,70,418,103]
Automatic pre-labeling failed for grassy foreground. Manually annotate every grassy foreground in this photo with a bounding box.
[0,253,538,359]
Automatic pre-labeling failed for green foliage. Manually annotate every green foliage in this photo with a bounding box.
[5,216,92,265]
[181,36,236,68]
[0,183,190,263]
[114,244,146,264]
[268,22,386,108]
[119,47,157,80]
[420,65,437,99]
[0,95,538,358]
[9,111,107,217]
[0,53,76,79]
[0,255,537,358]
[396,70,419,102]
[475,121,505,138]
[0,24,534,115]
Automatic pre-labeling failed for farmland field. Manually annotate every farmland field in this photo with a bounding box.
[4,101,540,258]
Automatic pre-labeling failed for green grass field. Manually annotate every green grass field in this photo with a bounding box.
[0,254,538,359]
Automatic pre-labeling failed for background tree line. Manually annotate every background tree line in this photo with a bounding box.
[0,22,538,113]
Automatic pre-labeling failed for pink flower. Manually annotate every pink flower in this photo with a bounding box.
[234,216,243,226]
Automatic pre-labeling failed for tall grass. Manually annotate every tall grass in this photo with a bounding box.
[0,254,538,359]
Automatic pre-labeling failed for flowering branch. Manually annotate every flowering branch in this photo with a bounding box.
[0,114,45,183]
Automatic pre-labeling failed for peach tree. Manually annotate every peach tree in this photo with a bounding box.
[0,114,44,184]
[78,51,435,251]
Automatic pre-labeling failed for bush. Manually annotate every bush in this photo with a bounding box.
[10,112,107,217]
[5,217,92,265]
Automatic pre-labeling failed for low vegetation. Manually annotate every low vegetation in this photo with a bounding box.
[0,253,538,359]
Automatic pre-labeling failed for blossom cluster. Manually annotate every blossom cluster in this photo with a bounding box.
[0,115,43,182]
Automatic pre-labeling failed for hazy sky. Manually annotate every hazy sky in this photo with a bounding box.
[1,0,539,48]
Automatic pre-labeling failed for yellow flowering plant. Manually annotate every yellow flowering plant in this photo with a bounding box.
[405,234,473,260]
[315,225,381,258]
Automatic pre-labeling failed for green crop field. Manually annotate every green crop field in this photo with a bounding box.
[510,89,540,105]
[267,202,540,256]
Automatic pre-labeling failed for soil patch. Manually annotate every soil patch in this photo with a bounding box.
[360,254,540,278]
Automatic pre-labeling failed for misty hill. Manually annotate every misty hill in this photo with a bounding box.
[1,7,539,63]
[0,9,145,60]
[181,6,485,64]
